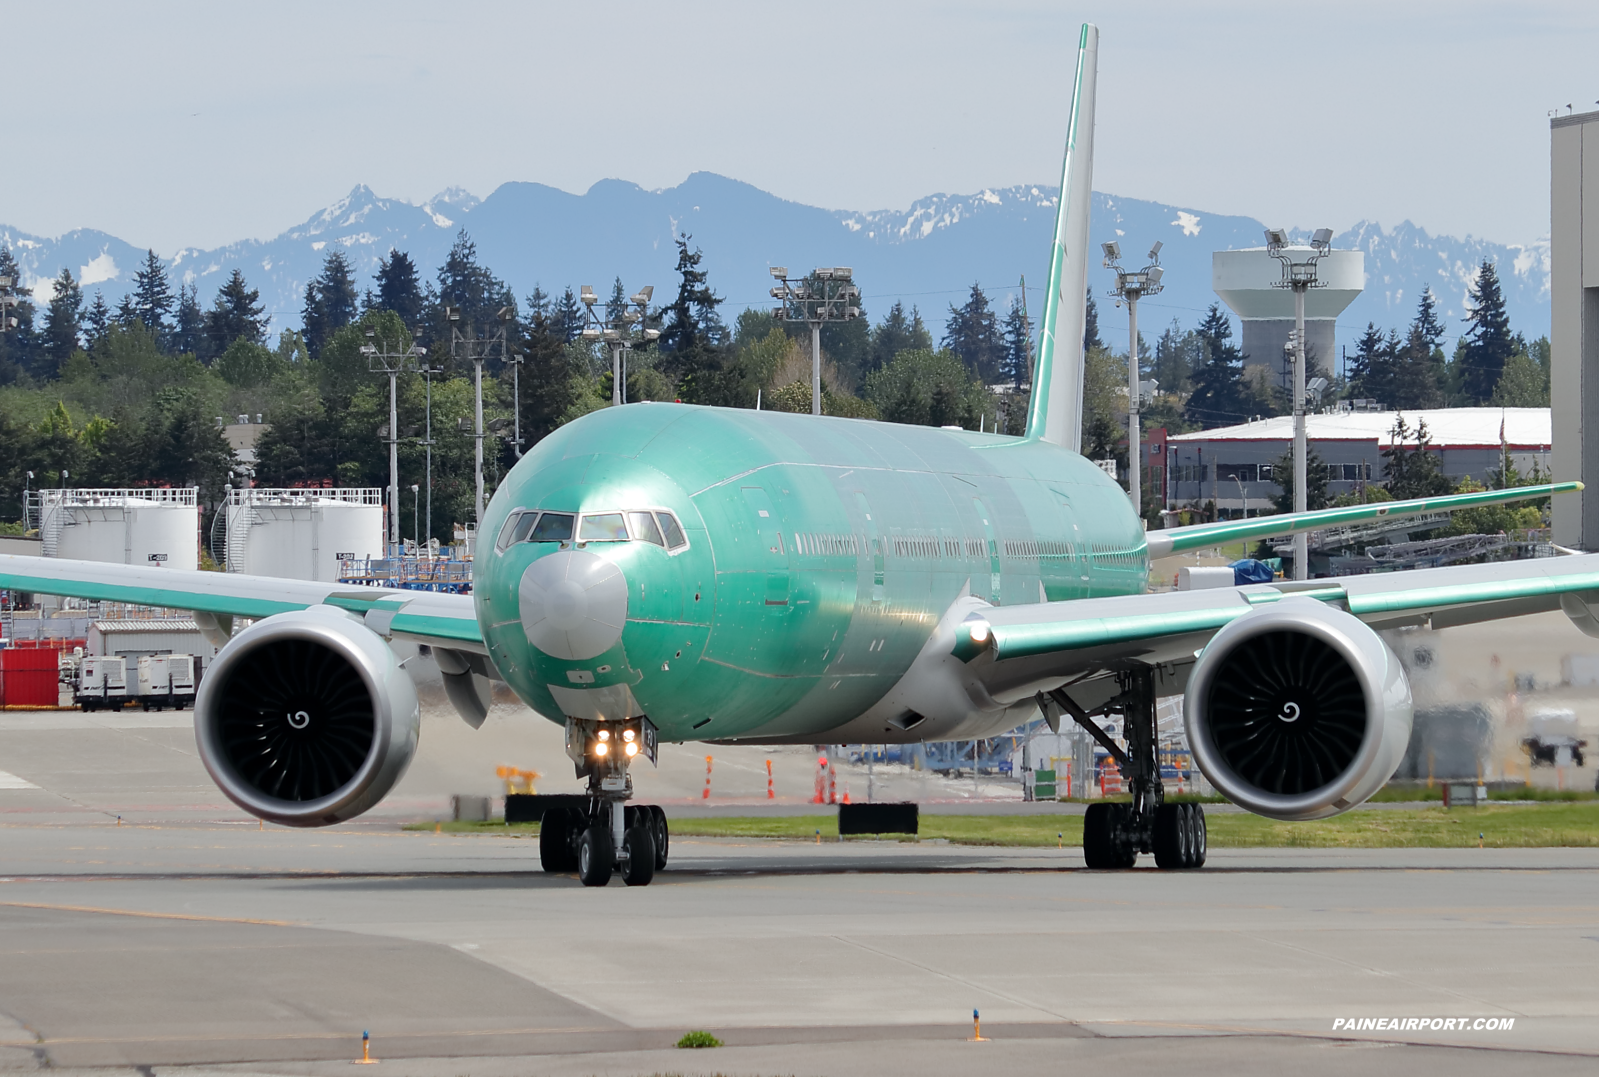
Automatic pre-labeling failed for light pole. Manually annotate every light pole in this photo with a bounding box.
[362,327,425,554]
[416,359,439,557]
[769,267,862,415]
[410,484,420,550]
[447,305,515,531]
[1266,227,1333,580]
[1102,241,1165,519]
[579,284,657,406]
[0,274,21,335]
[507,348,524,458]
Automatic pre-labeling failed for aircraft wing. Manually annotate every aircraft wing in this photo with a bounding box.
[1145,482,1580,558]
[0,554,485,654]
[954,552,1599,706]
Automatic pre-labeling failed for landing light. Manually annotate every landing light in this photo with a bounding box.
[595,741,609,757]
[968,621,991,644]
[623,729,636,742]
[625,742,639,757]
[597,729,610,741]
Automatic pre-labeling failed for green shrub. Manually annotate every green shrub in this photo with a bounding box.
[676,1030,723,1049]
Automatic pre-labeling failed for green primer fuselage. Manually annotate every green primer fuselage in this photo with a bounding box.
[475,403,1147,742]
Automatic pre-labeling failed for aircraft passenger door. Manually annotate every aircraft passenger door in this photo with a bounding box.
[741,486,789,608]
[972,497,1001,604]
[854,492,884,604]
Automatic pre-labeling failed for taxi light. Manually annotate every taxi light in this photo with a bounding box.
[597,729,610,741]
[623,729,636,742]
[625,742,639,757]
[595,741,608,757]
[968,621,991,644]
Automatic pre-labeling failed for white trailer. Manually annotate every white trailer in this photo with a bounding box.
[135,654,199,711]
[76,656,129,711]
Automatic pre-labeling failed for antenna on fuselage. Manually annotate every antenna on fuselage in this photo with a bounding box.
[1024,22,1099,451]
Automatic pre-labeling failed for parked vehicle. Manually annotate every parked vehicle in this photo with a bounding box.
[75,656,129,711]
[136,654,200,711]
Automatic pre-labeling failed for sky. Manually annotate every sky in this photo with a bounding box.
[1,1,1596,254]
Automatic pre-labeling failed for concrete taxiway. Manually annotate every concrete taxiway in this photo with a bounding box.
[3,612,1599,1073]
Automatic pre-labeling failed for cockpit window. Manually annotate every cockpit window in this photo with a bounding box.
[656,511,687,550]
[628,511,664,546]
[529,512,575,542]
[578,513,629,541]
[510,512,539,544]
[495,511,525,552]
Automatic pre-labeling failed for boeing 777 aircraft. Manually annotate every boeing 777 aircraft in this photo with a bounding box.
[4,24,1595,886]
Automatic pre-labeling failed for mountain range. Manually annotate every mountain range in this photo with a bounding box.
[0,175,1551,363]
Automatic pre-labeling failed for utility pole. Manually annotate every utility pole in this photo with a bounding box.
[362,328,425,553]
[416,359,438,556]
[769,267,862,415]
[1266,227,1333,581]
[1102,241,1164,520]
[579,284,658,406]
[447,305,514,531]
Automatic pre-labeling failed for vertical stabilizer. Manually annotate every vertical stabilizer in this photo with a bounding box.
[1025,23,1099,449]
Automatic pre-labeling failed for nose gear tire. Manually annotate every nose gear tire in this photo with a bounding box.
[622,824,656,886]
[540,807,578,873]
[577,824,614,887]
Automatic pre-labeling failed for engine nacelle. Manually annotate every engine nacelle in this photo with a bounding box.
[1185,600,1412,821]
[194,606,420,827]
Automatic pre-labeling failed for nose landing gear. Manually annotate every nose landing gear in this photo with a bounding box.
[540,717,668,886]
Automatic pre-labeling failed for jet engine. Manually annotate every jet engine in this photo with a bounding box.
[1184,600,1411,821]
[194,606,420,827]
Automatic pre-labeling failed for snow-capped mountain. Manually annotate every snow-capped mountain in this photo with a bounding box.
[0,176,1549,354]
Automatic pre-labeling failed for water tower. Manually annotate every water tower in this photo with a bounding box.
[1213,246,1364,381]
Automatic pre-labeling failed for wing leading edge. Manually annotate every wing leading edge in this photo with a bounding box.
[1145,482,1581,559]
[0,554,484,652]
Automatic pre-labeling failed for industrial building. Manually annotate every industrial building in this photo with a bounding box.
[1153,407,1551,515]
[87,619,217,661]
[222,487,384,581]
[33,488,199,571]
[1212,246,1364,381]
[1551,108,1599,549]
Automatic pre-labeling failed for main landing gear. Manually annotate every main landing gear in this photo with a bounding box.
[539,717,668,886]
[1045,667,1207,871]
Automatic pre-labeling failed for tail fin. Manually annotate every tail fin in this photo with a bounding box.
[1024,22,1099,449]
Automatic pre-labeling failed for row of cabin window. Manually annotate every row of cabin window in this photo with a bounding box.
[496,509,688,552]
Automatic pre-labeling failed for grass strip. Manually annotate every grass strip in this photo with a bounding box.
[407,802,1599,849]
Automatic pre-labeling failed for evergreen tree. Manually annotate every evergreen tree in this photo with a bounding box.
[943,283,1002,383]
[870,300,918,373]
[115,292,138,328]
[555,288,583,343]
[1457,260,1514,404]
[206,269,267,356]
[1414,286,1446,351]
[432,230,506,335]
[1151,318,1202,397]
[1347,322,1396,404]
[0,248,38,382]
[525,285,550,323]
[1084,291,1104,353]
[41,267,84,376]
[131,249,174,337]
[1271,443,1330,513]
[1382,415,1452,499]
[606,277,628,324]
[1392,324,1443,409]
[172,283,205,357]
[83,291,112,352]
[1001,296,1033,388]
[657,235,726,395]
[373,250,424,328]
[862,348,991,428]
[1184,304,1248,426]
[1492,346,1548,406]
[300,280,328,358]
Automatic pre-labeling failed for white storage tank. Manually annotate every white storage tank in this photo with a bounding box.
[39,488,199,571]
[225,488,384,582]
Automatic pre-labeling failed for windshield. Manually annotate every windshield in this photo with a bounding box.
[578,513,629,541]
[529,513,575,542]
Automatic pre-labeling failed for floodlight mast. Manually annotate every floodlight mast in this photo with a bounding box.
[1103,242,1165,520]
[364,328,422,552]
[580,284,657,407]
[1266,228,1333,580]
[448,305,517,531]
[769,266,863,415]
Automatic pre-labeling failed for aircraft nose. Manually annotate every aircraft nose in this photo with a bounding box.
[518,550,629,660]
